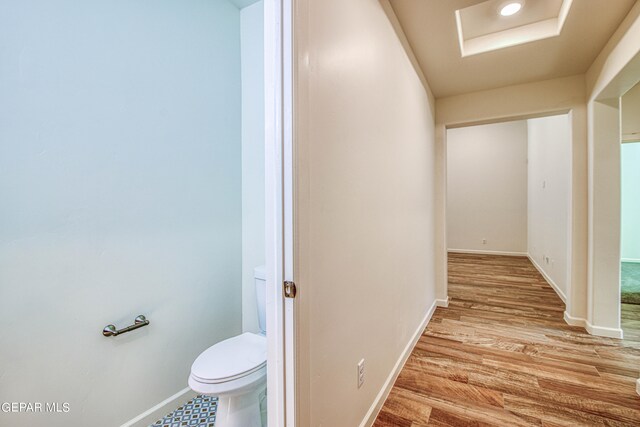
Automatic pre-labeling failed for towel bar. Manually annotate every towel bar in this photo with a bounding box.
[103,315,149,337]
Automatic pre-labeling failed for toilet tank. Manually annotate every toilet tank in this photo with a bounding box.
[254,265,266,335]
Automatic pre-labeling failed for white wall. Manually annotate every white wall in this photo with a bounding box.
[240,0,265,334]
[527,115,572,300]
[622,82,640,143]
[293,0,437,425]
[446,121,528,255]
[0,1,243,426]
[622,143,640,262]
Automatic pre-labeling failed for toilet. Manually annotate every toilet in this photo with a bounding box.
[189,266,267,427]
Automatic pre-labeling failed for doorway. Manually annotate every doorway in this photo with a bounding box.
[445,114,572,310]
[620,82,640,341]
[588,51,640,341]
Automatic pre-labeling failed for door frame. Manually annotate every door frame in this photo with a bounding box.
[434,78,590,329]
[587,49,640,339]
[441,112,574,309]
[265,0,296,425]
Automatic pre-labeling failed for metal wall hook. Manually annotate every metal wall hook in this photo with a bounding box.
[103,315,149,337]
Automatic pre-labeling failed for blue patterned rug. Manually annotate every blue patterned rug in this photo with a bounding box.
[150,395,217,427]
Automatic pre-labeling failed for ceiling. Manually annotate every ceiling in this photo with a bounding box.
[458,0,565,40]
[455,0,572,57]
[389,0,637,98]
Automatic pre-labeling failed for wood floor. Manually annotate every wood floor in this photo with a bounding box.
[373,253,640,426]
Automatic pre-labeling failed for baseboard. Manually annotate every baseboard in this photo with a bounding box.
[120,387,196,427]
[359,299,440,427]
[622,258,640,263]
[585,322,624,339]
[636,379,640,396]
[563,311,623,339]
[528,256,567,303]
[448,248,528,257]
[436,296,450,308]
[563,311,586,328]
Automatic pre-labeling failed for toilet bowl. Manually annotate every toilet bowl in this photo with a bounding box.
[188,266,267,427]
[189,332,266,427]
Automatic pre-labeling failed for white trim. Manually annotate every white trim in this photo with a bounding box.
[586,322,624,339]
[563,311,623,339]
[448,248,528,257]
[436,297,450,308]
[564,110,574,326]
[359,299,441,427]
[120,387,196,427]
[528,256,567,303]
[281,0,295,424]
[622,258,640,263]
[636,378,640,396]
[265,0,292,424]
[564,311,587,328]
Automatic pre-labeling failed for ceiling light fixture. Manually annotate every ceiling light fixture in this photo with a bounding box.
[500,2,522,16]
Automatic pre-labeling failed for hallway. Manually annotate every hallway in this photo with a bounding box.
[374,253,640,426]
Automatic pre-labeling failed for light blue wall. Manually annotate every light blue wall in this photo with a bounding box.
[622,143,640,261]
[0,1,242,426]
[241,0,265,333]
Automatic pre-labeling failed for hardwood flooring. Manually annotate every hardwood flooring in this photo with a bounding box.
[373,253,640,426]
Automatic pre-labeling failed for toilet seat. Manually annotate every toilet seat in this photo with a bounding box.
[190,332,267,384]
[189,364,266,397]
[191,362,266,384]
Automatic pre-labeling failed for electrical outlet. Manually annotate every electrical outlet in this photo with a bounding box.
[357,359,365,389]
[482,238,487,245]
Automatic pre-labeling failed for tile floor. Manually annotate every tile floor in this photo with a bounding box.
[150,395,217,427]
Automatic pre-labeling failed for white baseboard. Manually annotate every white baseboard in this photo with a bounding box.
[448,248,528,257]
[563,311,586,328]
[359,299,440,427]
[528,256,567,303]
[563,311,623,339]
[436,297,450,308]
[636,379,640,396]
[622,258,640,263]
[586,322,624,339]
[120,387,196,427]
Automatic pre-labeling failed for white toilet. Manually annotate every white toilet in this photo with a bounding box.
[189,266,267,427]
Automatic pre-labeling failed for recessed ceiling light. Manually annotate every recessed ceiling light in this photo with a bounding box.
[500,2,522,16]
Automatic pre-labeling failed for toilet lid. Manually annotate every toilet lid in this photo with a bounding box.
[191,333,267,383]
